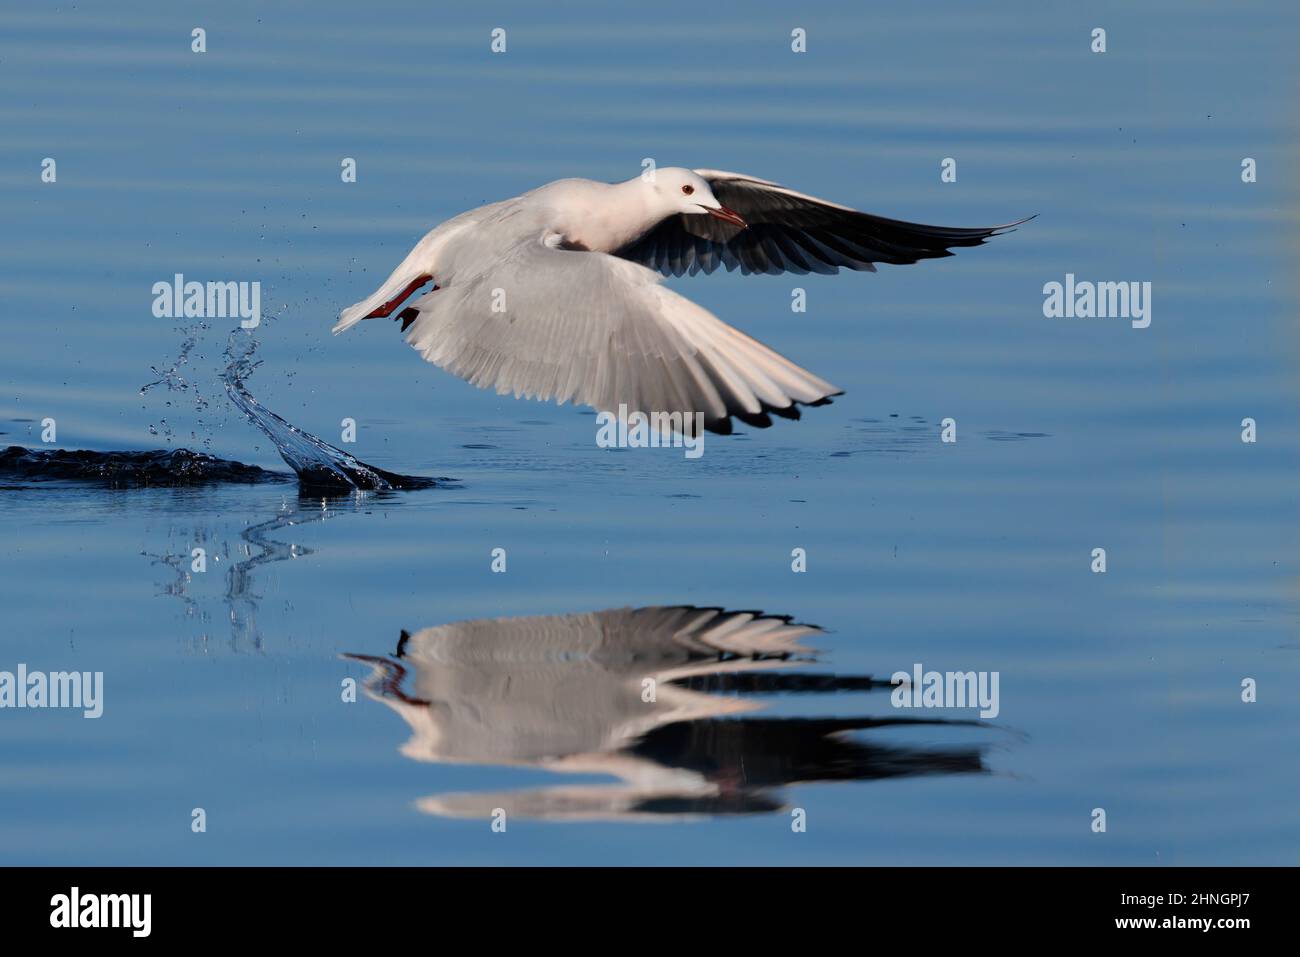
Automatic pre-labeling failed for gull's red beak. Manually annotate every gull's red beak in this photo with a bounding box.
[703,205,748,229]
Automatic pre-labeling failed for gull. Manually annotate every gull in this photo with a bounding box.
[334,168,1026,433]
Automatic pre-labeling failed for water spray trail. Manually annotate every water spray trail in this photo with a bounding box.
[221,331,437,491]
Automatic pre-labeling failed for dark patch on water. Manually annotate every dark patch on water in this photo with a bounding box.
[0,445,281,488]
[294,462,440,492]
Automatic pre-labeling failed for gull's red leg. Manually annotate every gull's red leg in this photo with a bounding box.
[397,285,438,332]
[363,274,434,319]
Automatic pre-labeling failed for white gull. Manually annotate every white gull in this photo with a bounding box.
[334,168,1025,434]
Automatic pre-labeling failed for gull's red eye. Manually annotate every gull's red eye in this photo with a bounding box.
[681,184,695,195]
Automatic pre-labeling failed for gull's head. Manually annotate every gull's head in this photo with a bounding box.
[646,167,747,228]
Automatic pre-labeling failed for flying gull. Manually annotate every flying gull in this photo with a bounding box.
[334,168,1026,433]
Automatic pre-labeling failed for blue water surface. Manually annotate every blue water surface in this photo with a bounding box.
[0,0,1297,865]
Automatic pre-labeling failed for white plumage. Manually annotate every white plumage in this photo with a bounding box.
[336,167,1024,433]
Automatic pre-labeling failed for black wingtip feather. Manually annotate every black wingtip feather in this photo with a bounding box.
[704,395,836,434]
[734,410,773,429]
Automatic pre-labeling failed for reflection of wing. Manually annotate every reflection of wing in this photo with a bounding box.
[616,169,1030,277]
[378,607,820,765]
[631,716,988,789]
[403,605,821,665]
[419,716,989,823]
[399,236,840,433]
[344,608,820,766]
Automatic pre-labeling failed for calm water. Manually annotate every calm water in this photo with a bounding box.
[1,1,1297,865]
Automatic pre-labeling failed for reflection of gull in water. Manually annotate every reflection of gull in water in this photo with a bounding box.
[346,605,992,822]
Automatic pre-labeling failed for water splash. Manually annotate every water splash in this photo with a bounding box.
[138,320,214,447]
[221,331,439,492]
[2,335,439,491]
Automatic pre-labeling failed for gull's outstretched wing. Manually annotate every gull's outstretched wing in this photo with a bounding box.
[399,233,840,434]
[616,169,1031,277]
